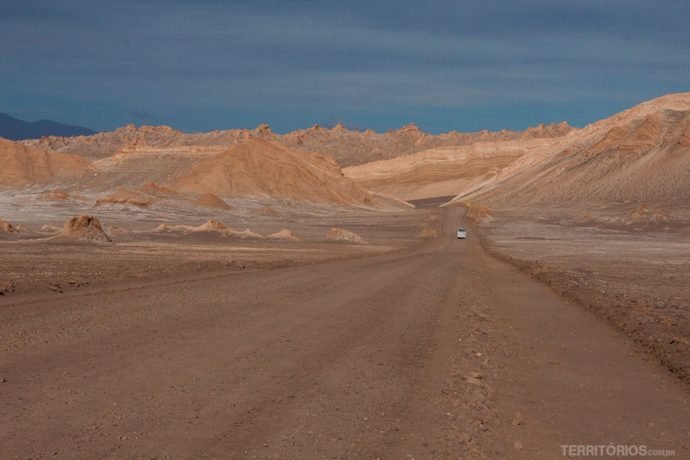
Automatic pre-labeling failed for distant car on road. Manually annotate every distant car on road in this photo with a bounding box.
[457,228,467,239]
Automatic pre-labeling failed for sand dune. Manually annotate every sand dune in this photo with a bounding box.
[451,93,690,206]
[36,137,376,206]
[0,137,94,187]
[340,92,690,206]
[172,139,370,205]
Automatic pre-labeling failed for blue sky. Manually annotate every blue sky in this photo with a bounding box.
[1,0,689,133]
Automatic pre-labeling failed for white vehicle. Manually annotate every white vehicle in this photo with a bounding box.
[457,228,467,239]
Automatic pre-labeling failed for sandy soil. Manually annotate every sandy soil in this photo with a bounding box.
[1,208,689,458]
[474,205,690,383]
[0,196,428,297]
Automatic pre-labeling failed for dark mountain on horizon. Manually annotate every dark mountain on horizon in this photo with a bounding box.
[0,113,95,140]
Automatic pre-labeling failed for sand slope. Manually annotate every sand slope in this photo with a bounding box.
[194,193,232,209]
[171,139,370,204]
[0,137,94,187]
[343,137,571,200]
[341,92,690,205]
[452,93,690,205]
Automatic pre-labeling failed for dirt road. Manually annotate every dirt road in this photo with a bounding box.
[1,208,688,458]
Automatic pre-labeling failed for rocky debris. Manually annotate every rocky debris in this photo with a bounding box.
[0,281,17,296]
[0,219,19,233]
[325,228,367,244]
[625,203,668,224]
[396,123,422,135]
[198,220,229,232]
[152,220,262,239]
[463,371,483,386]
[96,188,154,207]
[61,216,112,242]
[439,295,499,458]
[229,228,263,239]
[577,203,670,229]
[252,123,274,138]
[152,223,173,233]
[465,203,492,223]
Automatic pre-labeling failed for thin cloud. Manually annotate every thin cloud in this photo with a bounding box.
[0,0,688,132]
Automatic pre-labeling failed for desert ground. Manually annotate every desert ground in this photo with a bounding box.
[0,194,423,298]
[1,205,689,458]
[2,92,690,458]
[471,204,690,384]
